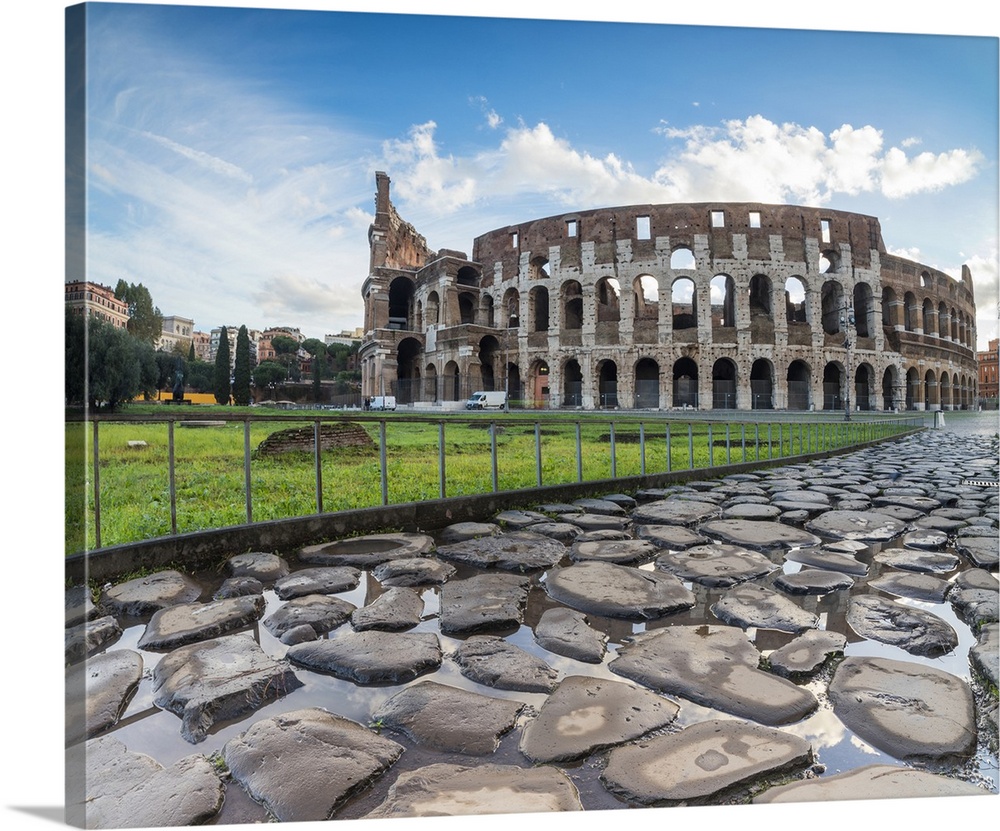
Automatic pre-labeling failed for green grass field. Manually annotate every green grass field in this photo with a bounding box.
[65,406,915,553]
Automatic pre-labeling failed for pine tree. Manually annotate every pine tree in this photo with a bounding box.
[232,325,252,406]
[213,326,231,405]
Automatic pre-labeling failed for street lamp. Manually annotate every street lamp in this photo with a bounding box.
[840,305,856,421]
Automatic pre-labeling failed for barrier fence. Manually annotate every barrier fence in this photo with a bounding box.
[65,411,924,553]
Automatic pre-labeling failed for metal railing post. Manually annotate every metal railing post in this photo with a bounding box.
[314,420,323,514]
[575,422,583,482]
[93,420,101,550]
[609,422,616,479]
[666,424,672,473]
[639,423,646,476]
[688,424,694,470]
[380,420,388,506]
[725,424,731,465]
[438,422,446,499]
[707,424,713,467]
[244,420,252,523]
[490,421,498,492]
[168,420,177,534]
[535,422,542,487]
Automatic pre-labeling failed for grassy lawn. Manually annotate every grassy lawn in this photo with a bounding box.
[65,406,913,553]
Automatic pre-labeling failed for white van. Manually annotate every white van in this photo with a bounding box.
[465,390,506,410]
[368,395,396,411]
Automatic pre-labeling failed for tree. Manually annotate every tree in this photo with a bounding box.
[188,341,196,362]
[153,351,183,399]
[252,361,286,395]
[232,325,252,406]
[114,279,164,345]
[214,326,231,404]
[65,309,87,406]
[271,335,301,381]
[185,359,215,393]
[302,337,327,403]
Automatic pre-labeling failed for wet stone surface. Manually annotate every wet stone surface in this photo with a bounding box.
[68,425,999,825]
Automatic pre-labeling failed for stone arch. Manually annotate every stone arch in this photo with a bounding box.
[595,277,621,323]
[634,357,659,408]
[481,294,495,328]
[530,255,550,281]
[458,291,476,325]
[388,276,415,330]
[882,365,900,411]
[855,362,875,411]
[938,301,949,339]
[478,335,501,391]
[823,362,846,411]
[670,246,696,270]
[820,249,841,274]
[424,363,438,402]
[457,266,479,287]
[711,274,736,328]
[785,277,808,324]
[426,291,441,326]
[750,359,774,409]
[529,359,551,408]
[821,280,845,335]
[924,369,939,410]
[396,337,422,404]
[563,358,583,407]
[712,358,737,409]
[904,367,920,409]
[940,371,952,410]
[597,360,618,408]
[633,274,659,319]
[749,274,772,318]
[562,280,583,330]
[443,360,461,401]
[787,360,811,410]
[529,286,549,332]
[673,357,698,408]
[853,283,874,338]
[502,288,520,328]
[672,277,697,329]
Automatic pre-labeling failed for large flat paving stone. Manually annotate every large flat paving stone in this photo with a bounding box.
[225,551,289,583]
[287,630,442,684]
[365,763,583,817]
[372,557,456,587]
[435,530,567,571]
[754,763,989,802]
[75,736,223,828]
[137,595,265,651]
[262,594,355,642]
[66,615,122,666]
[948,569,999,630]
[569,538,658,565]
[350,587,424,631]
[875,548,960,574]
[773,568,855,595]
[533,607,608,663]
[273,566,361,600]
[439,572,530,635]
[609,625,818,725]
[846,595,958,657]
[631,498,720,527]
[828,656,977,762]
[868,571,951,602]
[766,630,847,678]
[635,524,709,549]
[601,719,812,805]
[698,519,821,551]
[438,521,502,543]
[66,649,143,745]
[372,680,524,755]
[710,583,819,633]
[452,635,559,692]
[519,675,679,763]
[99,569,202,617]
[543,560,695,620]
[654,543,777,588]
[784,547,868,576]
[971,622,998,690]
[955,535,1000,569]
[298,532,435,567]
[223,708,403,822]
[152,634,302,743]
[805,510,908,543]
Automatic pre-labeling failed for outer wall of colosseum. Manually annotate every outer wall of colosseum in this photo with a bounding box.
[360,172,978,412]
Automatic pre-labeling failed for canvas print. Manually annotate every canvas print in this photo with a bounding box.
[61,2,998,829]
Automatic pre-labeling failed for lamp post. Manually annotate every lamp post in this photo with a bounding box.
[840,305,855,421]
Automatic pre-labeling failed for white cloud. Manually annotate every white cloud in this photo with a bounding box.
[379,116,985,217]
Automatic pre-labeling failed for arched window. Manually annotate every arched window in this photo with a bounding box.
[785,277,807,324]
[635,358,659,408]
[710,274,735,328]
[670,246,695,270]
[595,277,621,322]
[562,281,583,330]
[672,278,697,329]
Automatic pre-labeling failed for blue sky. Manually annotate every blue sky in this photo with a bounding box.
[72,1,998,348]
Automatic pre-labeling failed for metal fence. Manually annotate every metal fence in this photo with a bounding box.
[66,411,924,553]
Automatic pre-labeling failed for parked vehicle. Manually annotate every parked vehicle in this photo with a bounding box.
[465,390,507,410]
[368,395,396,411]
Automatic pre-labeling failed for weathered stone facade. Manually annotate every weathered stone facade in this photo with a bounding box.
[360,172,977,412]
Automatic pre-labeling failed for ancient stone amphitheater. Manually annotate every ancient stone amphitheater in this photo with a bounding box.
[360,172,977,412]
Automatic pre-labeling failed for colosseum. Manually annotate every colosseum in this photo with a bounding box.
[359,171,978,412]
